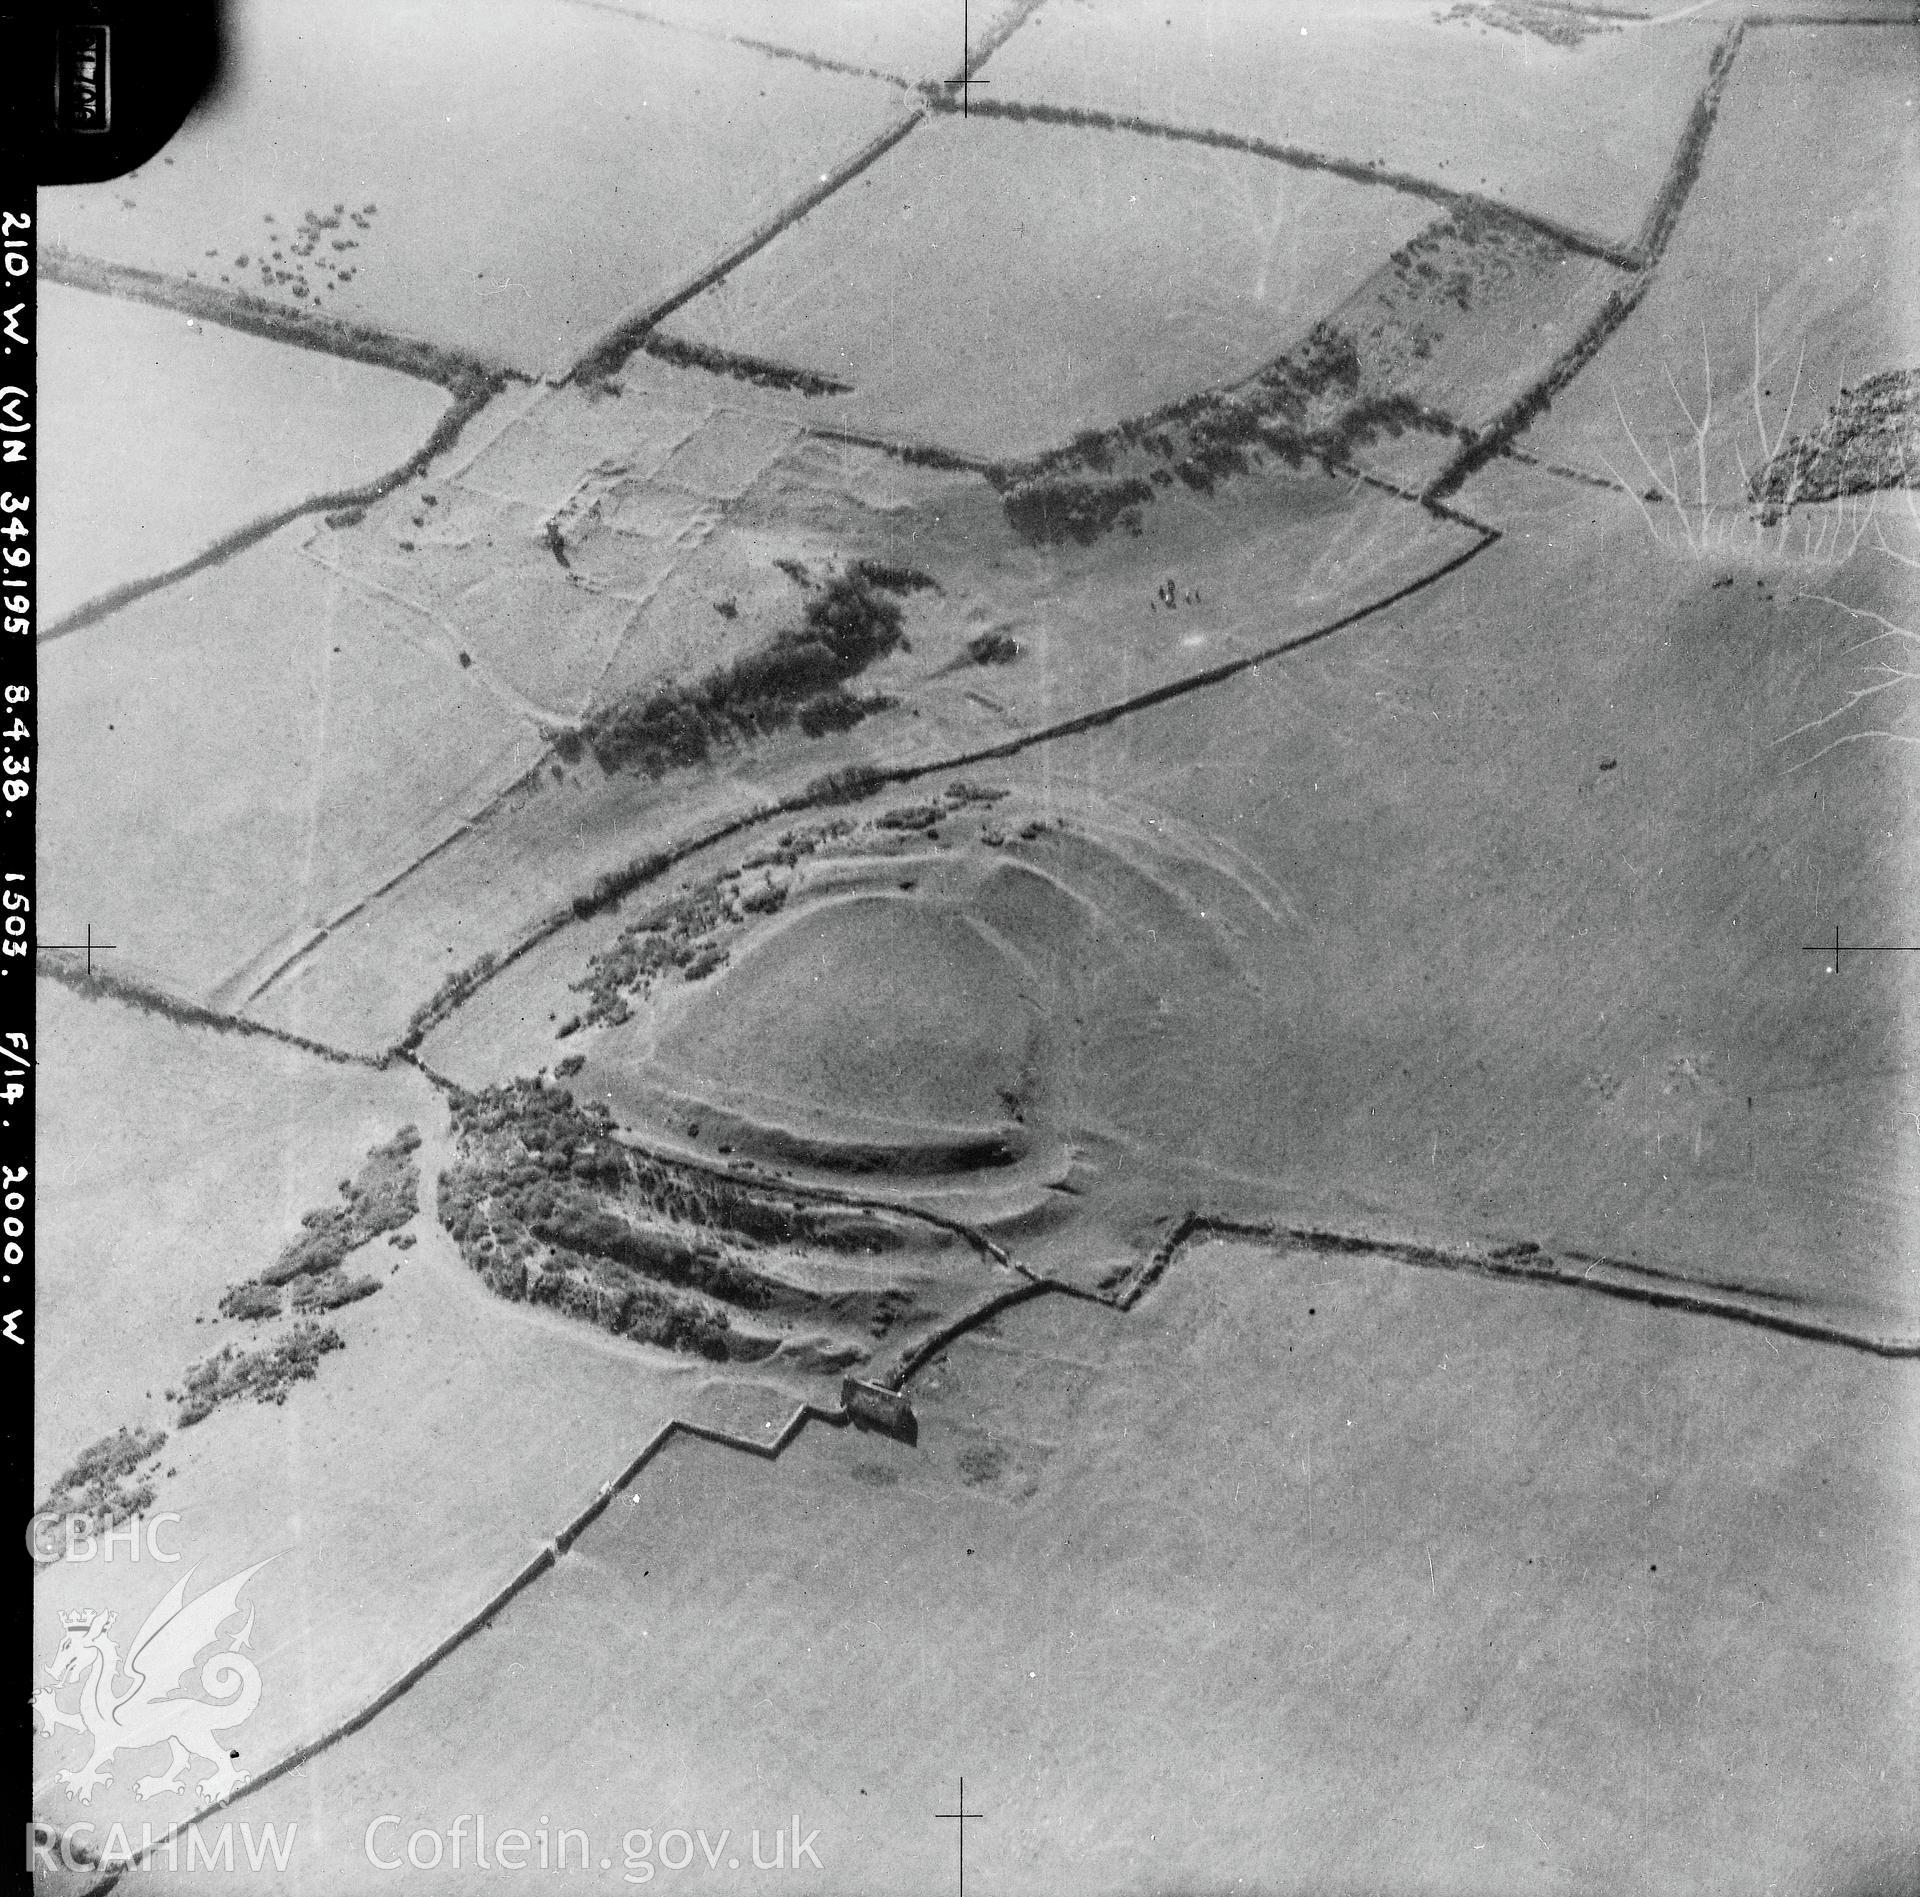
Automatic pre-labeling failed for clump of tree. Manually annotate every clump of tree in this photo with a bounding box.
[568,827,848,1027]
[999,474,1153,546]
[259,1127,420,1287]
[876,803,942,832]
[582,569,907,778]
[403,955,497,1047]
[850,558,938,594]
[217,1127,420,1323]
[177,1324,344,1426]
[990,208,1564,545]
[528,1255,745,1360]
[291,1272,382,1314]
[437,1113,765,1363]
[571,872,743,1026]
[1750,369,1920,518]
[1436,0,1617,46]
[219,1281,283,1322]
[799,688,895,736]
[437,1079,912,1360]
[641,332,852,397]
[571,850,674,923]
[38,1425,168,1540]
[806,761,886,804]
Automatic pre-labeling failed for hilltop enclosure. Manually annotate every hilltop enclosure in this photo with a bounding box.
[32,5,1920,1890]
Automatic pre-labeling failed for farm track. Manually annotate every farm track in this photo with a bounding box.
[34,8,1741,646]
[238,458,1492,1025]
[42,2,1877,649]
[47,14,1920,1882]
[70,1172,1917,1893]
[227,753,556,1015]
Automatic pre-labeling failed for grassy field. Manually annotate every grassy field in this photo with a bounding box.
[592,0,1030,77]
[37,527,547,1010]
[998,484,1920,1323]
[983,0,1721,251]
[411,769,1297,1268]
[37,0,905,378]
[640,895,1042,1132]
[659,113,1432,458]
[141,1238,1917,1893]
[33,983,435,1490]
[1527,26,1919,516]
[303,485,643,725]
[39,284,449,624]
[246,442,1477,1058]
[31,983,729,1848]
[32,19,1915,1891]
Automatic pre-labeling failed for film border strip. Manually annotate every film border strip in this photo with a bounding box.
[3,180,31,1854]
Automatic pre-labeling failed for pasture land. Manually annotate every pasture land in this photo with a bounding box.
[409,766,1291,1265]
[659,113,1433,459]
[591,0,1030,77]
[30,983,727,1843]
[33,982,434,1487]
[983,0,1722,252]
[993,484,1920,1322]
[37,0,905,377]
[1527,26,1920,519]
[245,437,1477,1058]
[37,528,547,1011]
[39,284,449,625]
[146,1238,1917,1893]
[982,201,1634,514]
[643,896,1040,1136]
[303,485,644,724]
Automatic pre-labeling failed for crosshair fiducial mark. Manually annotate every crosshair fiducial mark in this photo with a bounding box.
[1801,924,1920,972]
[35,924,119,976]
[943,0,991,117]
[936,1778,984,1897]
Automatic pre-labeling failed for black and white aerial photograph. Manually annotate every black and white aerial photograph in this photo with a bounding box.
[23,0,1920,1890]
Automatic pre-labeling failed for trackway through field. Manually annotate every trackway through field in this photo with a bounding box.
[43,15,1919,1884]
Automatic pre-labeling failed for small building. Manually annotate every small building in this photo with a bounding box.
[841,1377,916,1442]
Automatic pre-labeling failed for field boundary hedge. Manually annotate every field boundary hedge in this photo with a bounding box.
[921,92,1645,272]
[1111,1210,1920,1358]
[75,1175,1913,1891]
[1425,22,1745,500]
[38,954,387,1072]
[570,107,927,385]
[39,251,513,642]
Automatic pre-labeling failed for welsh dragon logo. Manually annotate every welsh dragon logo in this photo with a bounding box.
[35,1561,270,1805]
